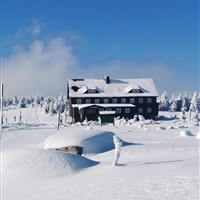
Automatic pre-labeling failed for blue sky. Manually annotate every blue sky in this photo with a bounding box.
[1,0,199,97]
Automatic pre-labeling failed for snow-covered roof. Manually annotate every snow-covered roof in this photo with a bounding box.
[68,77,158,97]
[72,104,135,110]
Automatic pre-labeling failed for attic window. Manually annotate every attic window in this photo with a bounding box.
[88,89,97,93]
[85,89,100,94]
[129,89,144,93]
[71,86,79,92]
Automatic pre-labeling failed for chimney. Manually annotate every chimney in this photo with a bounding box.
[104,75,110,84]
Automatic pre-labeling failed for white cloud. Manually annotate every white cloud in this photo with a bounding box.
[2,38,79,97]
[2,31,194,97]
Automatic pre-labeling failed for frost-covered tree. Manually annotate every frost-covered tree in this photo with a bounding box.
[189,91,200,112]
[159,91,170,111]
[181,94,190,111]
[53,98,59,112]
[34,95,41,106]
[176,93,182,111]
[170,98,178,112]
[13,96,19,106]
[44,99,50,113]
[19,97,26,108]
[58,95,66,113]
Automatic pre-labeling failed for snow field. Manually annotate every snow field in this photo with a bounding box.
[1,108,200,200]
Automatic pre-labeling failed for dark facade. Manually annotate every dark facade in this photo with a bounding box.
[68,94,159,122]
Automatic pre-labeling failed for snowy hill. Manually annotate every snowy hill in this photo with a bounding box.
[1,107,199,200]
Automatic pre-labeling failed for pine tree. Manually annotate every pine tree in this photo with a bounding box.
[181,93,190,111]
[159,91,170,111]
[190,91,200,112]
[170,98,178,112]
[19,97,26,108]
[176,93,182,111]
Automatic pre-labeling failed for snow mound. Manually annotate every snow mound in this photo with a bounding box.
[179,130,193,137]
[3,149,99,179]
[196,131,200,139]
[44,128,128,154]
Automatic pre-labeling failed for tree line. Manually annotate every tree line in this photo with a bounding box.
[2,95,67,115]
[158,91,200,112]
[1,91,200,114]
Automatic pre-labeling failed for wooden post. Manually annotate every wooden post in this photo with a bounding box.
[57,109,61,130]
[0,83,3,140]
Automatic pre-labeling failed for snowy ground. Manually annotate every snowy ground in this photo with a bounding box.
[1,107,199,200]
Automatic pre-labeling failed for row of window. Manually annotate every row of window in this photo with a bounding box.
[76,97,153,104]
[113,107,152,114]
[85,107,152,114]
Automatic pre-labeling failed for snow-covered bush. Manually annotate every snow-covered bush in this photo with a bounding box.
[138,115,145,121]
[113,135,122,166]
[179,130,193,137]
[137,123,142,128]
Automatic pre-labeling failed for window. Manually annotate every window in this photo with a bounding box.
[116,108,121,114]
[88,89,96,94]
[87,108,96,114]
[125,108,130,113]
[138,98,143,103]
[104,98,109,103]
[76,98,82,104]
[112,98,117,103]
[130,98,135,103]
[129,89,143,93]
[121,98,126,103]
[86,99,91,104]
[138,108,143,113]
[95,99,100,103]
[147,108,152,113]
[147,98,152,103]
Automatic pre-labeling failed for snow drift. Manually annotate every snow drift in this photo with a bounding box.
[44,128,129,154]
[3,149,99,179]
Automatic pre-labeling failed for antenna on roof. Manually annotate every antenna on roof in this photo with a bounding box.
[104,75,110,84]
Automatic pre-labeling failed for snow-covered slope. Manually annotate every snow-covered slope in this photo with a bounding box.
[3,149,99,179]
[1,107,199,200]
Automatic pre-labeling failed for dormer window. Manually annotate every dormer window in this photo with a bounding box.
[71,86,79,92]
[85,88,100,94]
[129,89,143,93]
[88,89,97,93]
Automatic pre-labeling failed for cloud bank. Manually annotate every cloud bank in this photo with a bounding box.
[2,38,79,97]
